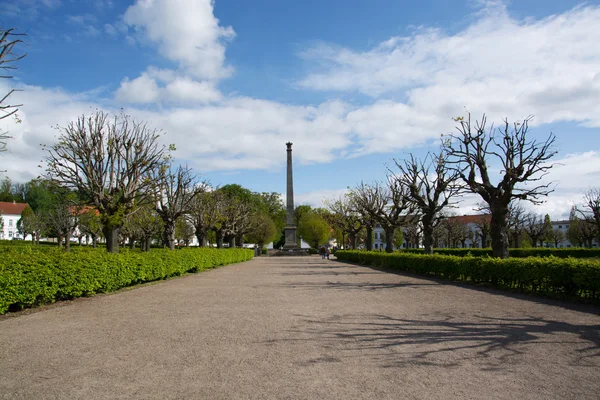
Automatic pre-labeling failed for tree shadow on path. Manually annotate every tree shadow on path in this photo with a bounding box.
[273,313,600,369]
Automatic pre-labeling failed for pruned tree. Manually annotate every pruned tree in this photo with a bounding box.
[473,214,491,248]
[579,188,600,245]
[522,212,546,248]
[187,190,217,247]
[124,204,163,251]
[350,179,413,253]
[175,216,195,247]
[78,208,102,248]
[393,151,462,254]
[152,163,205,250]
[325,194,363,250]
[444,113,557,258]
[45,111,168,253]
[568,206,597,248]
[1,28,26,155]
[45,200,79,251]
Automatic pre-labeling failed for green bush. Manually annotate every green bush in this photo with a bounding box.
[261,248,268,255]
[0,246,253,314]
[400,247,600,258]
[308,248,319,255]
[335,250,600,304]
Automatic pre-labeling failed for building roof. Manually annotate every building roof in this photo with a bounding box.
[0,201,29,216]
[446,214,491,225]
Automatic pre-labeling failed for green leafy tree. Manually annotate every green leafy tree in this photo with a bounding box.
[298,212,330,249]
[245,212,278,250]
[393,228,404,249]
[543,214,554,247]
[17,205,38,243]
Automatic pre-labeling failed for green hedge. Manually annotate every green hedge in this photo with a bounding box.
[400,247,600,258]
[336,250,600,304]
[0,247,253,314]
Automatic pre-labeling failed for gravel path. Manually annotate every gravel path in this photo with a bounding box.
[1,255,599,399]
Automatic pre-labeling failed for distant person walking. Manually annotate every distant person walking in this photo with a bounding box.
[326,247,330,260]
[320,246,326,259]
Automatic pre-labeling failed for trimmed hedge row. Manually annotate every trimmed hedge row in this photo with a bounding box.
[400,247,600,258]
[0,247,253,314]
[335,250,600,303]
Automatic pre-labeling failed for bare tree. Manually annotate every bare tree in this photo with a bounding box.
[45,111,168,252]
[473,214,491,248]
[1,28,26,155]
[393,151,461,254]
[506,202,527,248]
[187,191,218,247]
[522,213,546,248]
[325,194,363,250]
[45,201,79,251]
[350,180,413,253]
[152,164,206,250]
[444,114,557,258]
[579,188,600,245]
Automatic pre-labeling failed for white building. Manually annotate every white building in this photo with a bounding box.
[0,201,30,240]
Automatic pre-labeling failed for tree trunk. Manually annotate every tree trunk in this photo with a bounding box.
[195,230,207,247]
[422,216,434,255]
[103,225,121,253]
[490,205,509,258]
[365,225,373,251]
[163,220,176,250]
[236,233,244,248]
[384,226,395,253]
[216,230,224,249]
[349,232,357,250]
[129,236,135,250]
[65,231,71,252]
[92,234,97,248]
[57,234,63,248]
[228,235,236,248]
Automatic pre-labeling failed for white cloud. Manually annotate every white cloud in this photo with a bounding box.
[123,0,235,81]
[299,3,600,131]
[115,73,160,103]
[115,68,222,105]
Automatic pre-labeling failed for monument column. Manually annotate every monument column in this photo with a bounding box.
[283,142,299,249]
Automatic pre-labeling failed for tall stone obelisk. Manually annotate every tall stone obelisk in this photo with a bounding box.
[283,142,300,250]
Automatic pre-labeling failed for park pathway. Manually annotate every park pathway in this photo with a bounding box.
[1,256,599,399]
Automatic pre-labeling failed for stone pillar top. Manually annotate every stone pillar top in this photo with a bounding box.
[286,142,293,150]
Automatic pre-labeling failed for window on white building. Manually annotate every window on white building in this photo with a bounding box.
[8,219,13,227]
[8,232,12,238]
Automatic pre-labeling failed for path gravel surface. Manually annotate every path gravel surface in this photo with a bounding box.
[1,255,599,399]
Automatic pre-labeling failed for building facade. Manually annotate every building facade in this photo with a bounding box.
[0,201,30,240]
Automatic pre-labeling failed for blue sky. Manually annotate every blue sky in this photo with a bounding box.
[3,0,600,218]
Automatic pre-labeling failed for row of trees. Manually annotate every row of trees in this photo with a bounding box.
[321,114,559,258]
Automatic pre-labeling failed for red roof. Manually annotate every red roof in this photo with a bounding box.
[70,205,100,216]
[446,214,491,224]
[0,201,29,215]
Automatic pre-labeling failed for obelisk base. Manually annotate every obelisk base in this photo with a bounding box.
[276,226,309,256]
[283,226,299,250]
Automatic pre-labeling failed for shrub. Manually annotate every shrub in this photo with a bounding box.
[0,247,253,314]
[400,247,600,258]
[335,250,600,304]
